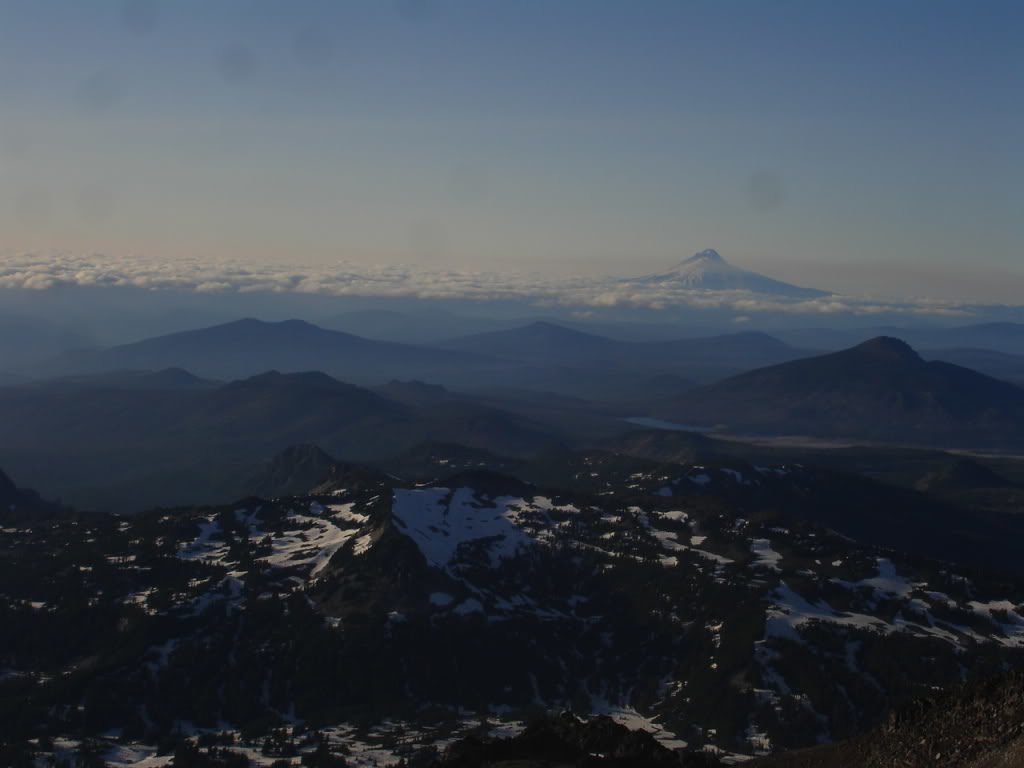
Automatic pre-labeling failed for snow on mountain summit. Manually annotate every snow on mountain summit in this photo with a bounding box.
[685,248,727,263]
[629,248,831,299]
[669,248,744,281]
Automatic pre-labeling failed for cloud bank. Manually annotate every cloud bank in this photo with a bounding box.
[0,250,976,318]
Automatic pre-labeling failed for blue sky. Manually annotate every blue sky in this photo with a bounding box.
[0,0,1021,298]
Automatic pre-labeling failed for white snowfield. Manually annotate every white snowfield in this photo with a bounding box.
[764,557,1024,649]
[390,487,537,568]
[753,557,1024,747]
[176,519,226,562]
[750,539,783,571]
[651,526,733,567]
[139,496,381,668]
[172,500,372,582]
[260,512,361,576]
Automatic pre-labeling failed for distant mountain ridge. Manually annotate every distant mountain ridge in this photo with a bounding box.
[628,249,831,299]
[0,312,93,370]
[33,317,809,400]
[443,320,806,368]
[34,367,219,391]
[441,321,625,363]
[776,322,1024,357]
[35,317,497,384]
[0,466,66,520]
[655,336,1024,448]
[0,370,559,512]
[0,466,20,507]
[241,443,391,499]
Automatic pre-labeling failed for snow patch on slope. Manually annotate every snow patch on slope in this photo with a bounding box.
[391,487,538,568]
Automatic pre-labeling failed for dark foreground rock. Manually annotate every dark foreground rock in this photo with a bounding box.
[433,713,722,767]
[751,672,1024,767]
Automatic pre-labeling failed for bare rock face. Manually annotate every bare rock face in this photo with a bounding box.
[751,672,1024,768]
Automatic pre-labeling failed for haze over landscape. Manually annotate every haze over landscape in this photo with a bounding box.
[1,0,1023,302]
[2,2,1024,767]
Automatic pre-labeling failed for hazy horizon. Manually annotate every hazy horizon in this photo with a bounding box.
[1,0,1021,304]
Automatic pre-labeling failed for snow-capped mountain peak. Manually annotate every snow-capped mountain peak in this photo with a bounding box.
[629,248,830,299]
[670,248,743,279]
[683,248,727,264]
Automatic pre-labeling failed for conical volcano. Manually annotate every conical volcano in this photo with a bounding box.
[630,248,830,298]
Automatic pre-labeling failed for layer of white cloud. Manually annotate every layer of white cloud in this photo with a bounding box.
[0,250,977,318]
